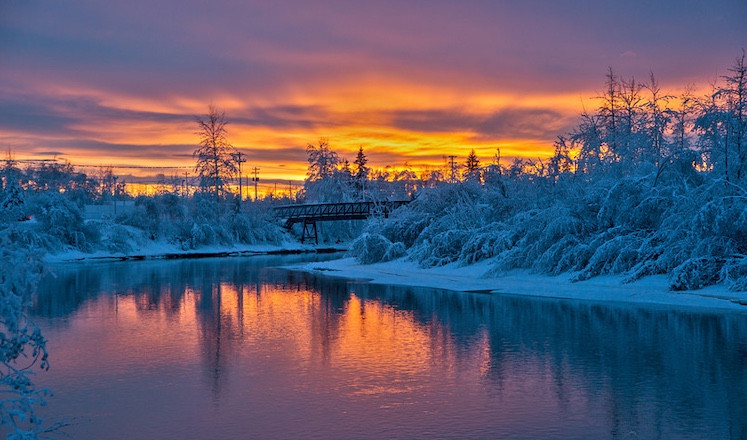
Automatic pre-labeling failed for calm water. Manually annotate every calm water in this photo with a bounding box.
[15,256,747,439]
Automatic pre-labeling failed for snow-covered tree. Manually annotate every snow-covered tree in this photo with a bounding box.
[193,105,239,201]
[643,72,672,165]
[359,54,747,292]
[305,138,339,182]
[302,138,350,202]
[0,232,51,437]
[718,51,747,180]
[1,179,25,222]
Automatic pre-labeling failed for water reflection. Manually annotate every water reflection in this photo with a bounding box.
[27,257,747,439]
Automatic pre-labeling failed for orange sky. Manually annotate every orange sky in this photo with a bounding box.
[1,1,745,189]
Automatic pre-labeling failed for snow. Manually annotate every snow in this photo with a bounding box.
[293,257,747,312]
[43,238,341,262]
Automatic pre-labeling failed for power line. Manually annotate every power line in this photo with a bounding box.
[75,164,194,170]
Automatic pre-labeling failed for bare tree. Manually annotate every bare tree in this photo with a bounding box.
[193,105,238,201]
[695,53,747,182]
[643,72,673,165]
[720,51,747,180]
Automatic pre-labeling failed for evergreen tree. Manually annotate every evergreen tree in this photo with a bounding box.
[354,146,369,182]
[464,149,481,181]
[1,179,24,222]
[353,146,369,199]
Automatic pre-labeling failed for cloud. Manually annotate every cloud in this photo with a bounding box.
[1,0,746,179]
[0,99,80,137]
[386,107,574,141]
[476,108,575,141]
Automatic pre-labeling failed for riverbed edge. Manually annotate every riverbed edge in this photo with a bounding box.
[291,257,747,313]
[42,244,747,313]
[42,242,347,263]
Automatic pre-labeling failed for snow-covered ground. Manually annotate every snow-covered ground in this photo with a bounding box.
[293,257,747,312]
[43,239,344,262]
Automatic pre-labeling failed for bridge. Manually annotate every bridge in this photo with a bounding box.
[273,200,411,244]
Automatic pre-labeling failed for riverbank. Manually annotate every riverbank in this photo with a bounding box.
[43,240,347,263]
[43,243,747,312]
[295,257,747,312]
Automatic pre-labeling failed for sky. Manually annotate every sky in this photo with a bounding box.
[1,0,746,186]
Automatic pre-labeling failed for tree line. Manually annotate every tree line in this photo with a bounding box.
[350,52,747,293]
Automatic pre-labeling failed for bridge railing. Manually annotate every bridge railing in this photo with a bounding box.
[273,200,411,226]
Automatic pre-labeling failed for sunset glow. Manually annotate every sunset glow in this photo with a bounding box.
[1,0,745,190]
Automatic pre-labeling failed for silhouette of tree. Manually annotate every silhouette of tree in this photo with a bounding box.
[464,149,481,181]
[193,105,238,201]
[354,145,369,182]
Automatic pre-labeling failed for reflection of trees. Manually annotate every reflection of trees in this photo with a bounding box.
[31,255,334,319]
[31,259,747,437]
[348,284,747,439]
[289,271,348,366]
[195,279,228,401]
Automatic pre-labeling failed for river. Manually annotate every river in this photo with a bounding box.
[20,255,747,439]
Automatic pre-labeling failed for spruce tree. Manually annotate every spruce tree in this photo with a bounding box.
[354,145,369,182]
[464,149,481,181]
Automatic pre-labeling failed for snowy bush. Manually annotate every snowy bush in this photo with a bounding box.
[360,167,747,292]
[458,223,512,265]
[27,191,97,252]
[349,233,405,264]
[533,235,585,275]
[107,193,285,250]
[669,257,722,291]
[98,223,145,254]
[373,207,432,248]
[384,241,406,261]
[117,196,161,240]
[411,229,472,267]
[226,207,284,245]
[722,258,747,292]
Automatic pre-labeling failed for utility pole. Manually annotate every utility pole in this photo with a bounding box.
[113,175,118,215]
[288,180,293,200]
[252,167,260,201]
[234,152,246,202]
[448,155,457,183]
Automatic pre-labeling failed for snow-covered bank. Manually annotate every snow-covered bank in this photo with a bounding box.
[295,257,747,312]
[44,240,346,263]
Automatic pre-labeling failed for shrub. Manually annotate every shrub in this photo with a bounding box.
[668,257,722,291]
[349,233,405,264]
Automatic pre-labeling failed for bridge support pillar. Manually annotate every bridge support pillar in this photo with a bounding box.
[301,219,318,245]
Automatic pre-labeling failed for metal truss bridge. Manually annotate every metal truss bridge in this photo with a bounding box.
[273,200,411,244]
